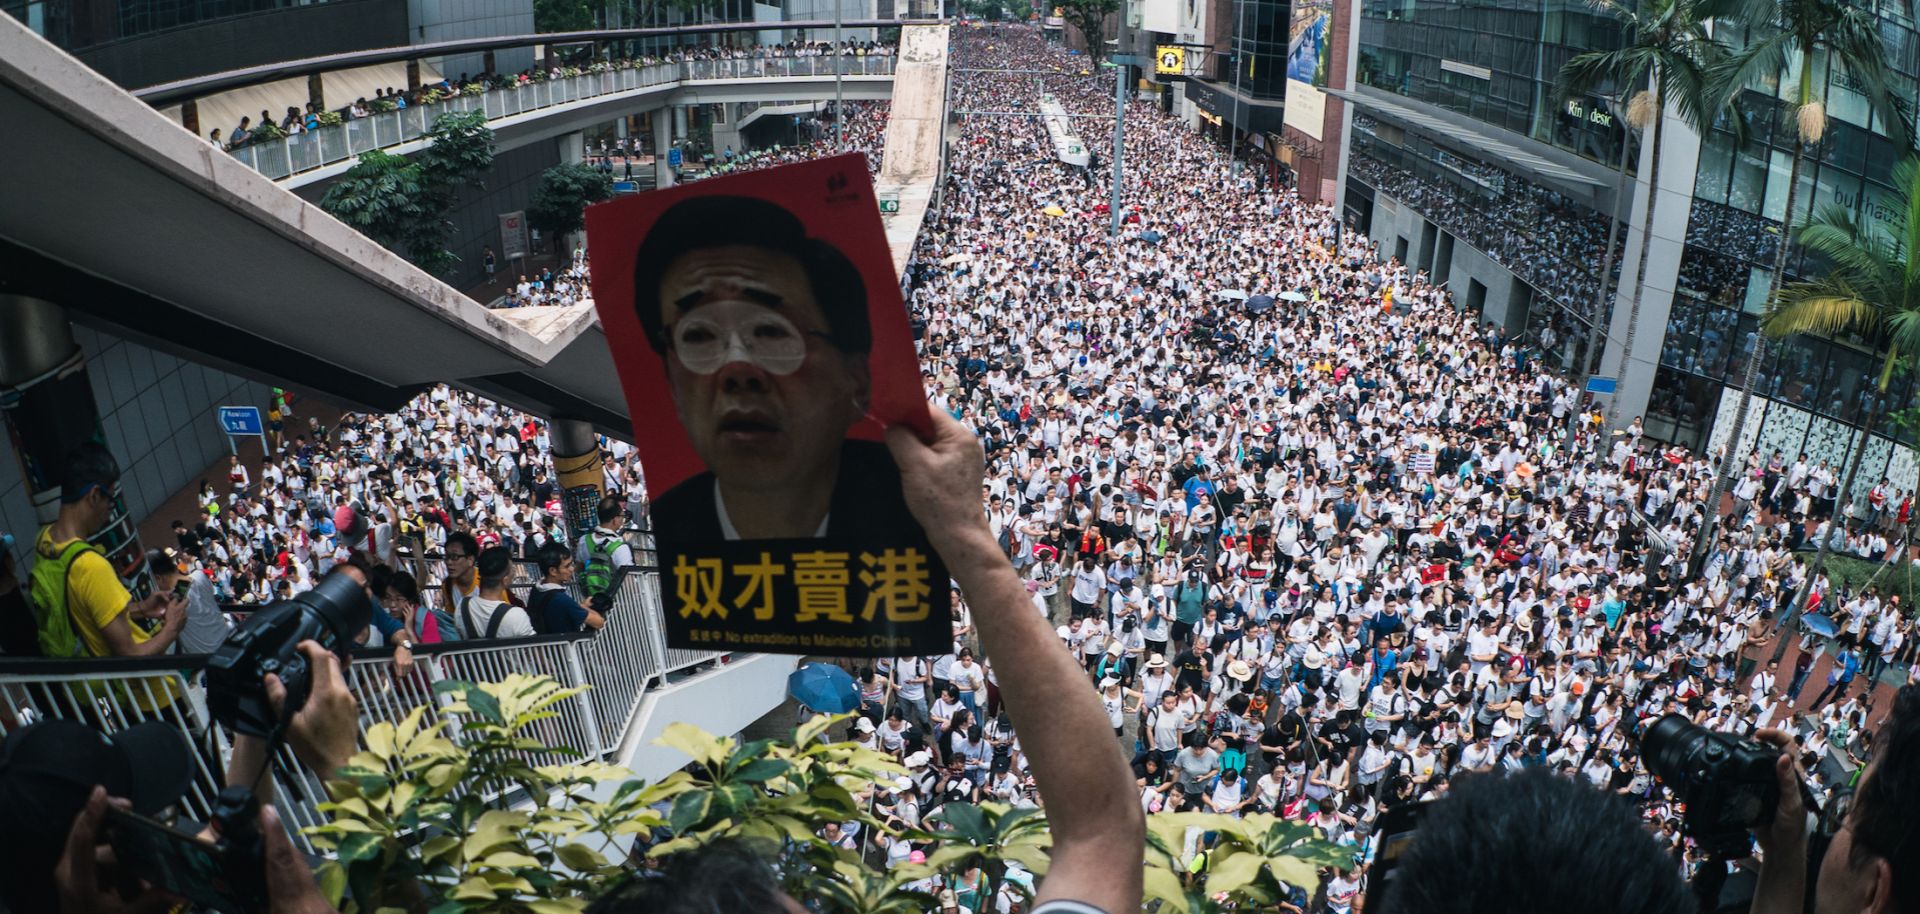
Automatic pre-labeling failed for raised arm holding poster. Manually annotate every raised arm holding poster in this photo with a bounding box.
[586,152,951,657]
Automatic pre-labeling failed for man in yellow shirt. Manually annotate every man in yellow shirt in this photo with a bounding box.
[35,443,184,658]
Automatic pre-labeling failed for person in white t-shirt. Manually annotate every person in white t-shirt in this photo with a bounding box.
[455,547,536,639]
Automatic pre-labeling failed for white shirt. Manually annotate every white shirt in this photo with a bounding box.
[459,595,536,639]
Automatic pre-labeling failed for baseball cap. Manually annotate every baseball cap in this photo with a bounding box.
[854,717,876,734]
[0,720,194,912]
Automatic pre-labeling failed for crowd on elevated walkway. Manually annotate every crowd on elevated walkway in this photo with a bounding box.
[212,38,898,152]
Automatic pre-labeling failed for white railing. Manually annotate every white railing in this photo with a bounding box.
[0,564,722,854]
[225,56,899,181]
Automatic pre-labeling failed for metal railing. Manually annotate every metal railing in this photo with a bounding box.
[0,564,722,854]
[226,56,899,181]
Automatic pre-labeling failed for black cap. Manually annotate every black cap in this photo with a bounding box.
[0,720,193,912]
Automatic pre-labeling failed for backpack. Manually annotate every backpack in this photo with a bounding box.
[526,588,561,635]
[28,539,102,657]
[580,532,620,597]
[460,596,525,640]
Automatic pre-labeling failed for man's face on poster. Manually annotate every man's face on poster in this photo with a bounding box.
[657,243,870,490]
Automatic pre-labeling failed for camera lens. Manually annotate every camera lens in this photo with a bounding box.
[1641,713,1706,791]
[289,572,374,655]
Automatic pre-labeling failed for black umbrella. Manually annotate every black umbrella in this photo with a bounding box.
[1246,294,1275,313]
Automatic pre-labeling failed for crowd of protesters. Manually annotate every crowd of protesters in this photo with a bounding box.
[808,24,1920,908]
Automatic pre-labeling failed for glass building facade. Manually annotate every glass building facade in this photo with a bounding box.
[1648,14,1920,452]
[1348,0,1920,460]
[1348,0,1632,386]
[1355,0,1631,169]
[1223,0,1292,99]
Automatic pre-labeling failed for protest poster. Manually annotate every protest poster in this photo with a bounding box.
[586,152,950,657]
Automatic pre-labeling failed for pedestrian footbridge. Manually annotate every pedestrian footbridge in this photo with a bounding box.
[0,15,949,440]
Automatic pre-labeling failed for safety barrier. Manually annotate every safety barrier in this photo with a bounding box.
[226,56,899,181]
[0,564,723,855]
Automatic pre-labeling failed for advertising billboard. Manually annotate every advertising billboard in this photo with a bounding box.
[1284,0,1331,141]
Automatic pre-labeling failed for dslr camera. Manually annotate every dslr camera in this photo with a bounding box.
[1639,713,1779,856]
[206,571,372,736]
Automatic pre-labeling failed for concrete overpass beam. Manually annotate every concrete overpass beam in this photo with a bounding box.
[0,296,149,588]
[559,131,585,165]
[652,108,676,189]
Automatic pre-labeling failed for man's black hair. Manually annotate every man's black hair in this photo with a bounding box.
[584,837,789,914]
[60,441,121,503]
[631,195,872,356]
[476,546,512,588]
[445,531,479,558]
[1850,683,1918,912]
[537,542,573,577]
[1377,767,1690,914]
[597,495,624,525]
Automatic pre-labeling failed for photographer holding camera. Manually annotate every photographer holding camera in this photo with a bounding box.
[1750,683,1917,914]
[2,564,372,914]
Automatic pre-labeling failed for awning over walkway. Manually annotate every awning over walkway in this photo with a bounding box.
[1327,86,1613,193]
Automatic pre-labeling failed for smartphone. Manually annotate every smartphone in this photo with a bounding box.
[104,806,266,914]
[172,577,193,601]
[1362,800,1431,912]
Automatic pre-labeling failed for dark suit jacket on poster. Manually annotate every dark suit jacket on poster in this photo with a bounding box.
[650,439,926,545]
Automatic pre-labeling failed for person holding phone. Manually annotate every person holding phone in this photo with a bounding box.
[35,444,186,661]
[146,547,231,655]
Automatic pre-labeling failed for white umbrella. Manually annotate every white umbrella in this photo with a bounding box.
[941,253,975,266]
[1278,290,1309,302]
[1216,289,1249,301]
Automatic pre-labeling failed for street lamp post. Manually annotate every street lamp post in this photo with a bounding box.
[1109,4,1128,238]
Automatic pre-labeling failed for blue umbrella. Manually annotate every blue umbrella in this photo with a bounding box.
[1140,229,1164,243]
[787,663,860,714]
[1801,613,1839,639]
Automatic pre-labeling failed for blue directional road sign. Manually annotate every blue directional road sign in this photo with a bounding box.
[668,147,683,167]
[1584,377,1618,395]
[219,406,263,436]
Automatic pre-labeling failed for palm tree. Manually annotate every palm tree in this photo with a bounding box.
[1760,155,1920,660]
[1694,0,1914,576]
[1557,0,1726,440]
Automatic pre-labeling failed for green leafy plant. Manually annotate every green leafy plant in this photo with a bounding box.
[528,162,616,246]
[1142,813,1351,914]
[299,678,1344,913]
[316,110,344,128]
[318,111,493,275]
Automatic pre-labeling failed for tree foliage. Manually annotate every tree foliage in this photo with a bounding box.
[528,162,616,242]
[308,676,1346,913]
[319,111,495,275]
[1057,0,1119,64]
[534,0,598,31]
[419,110,497,200]
[318,150,450,272]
